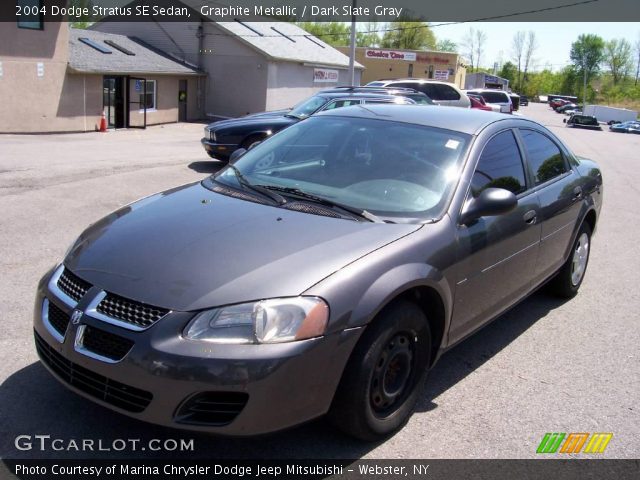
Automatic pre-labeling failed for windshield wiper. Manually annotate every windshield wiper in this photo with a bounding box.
[256,185,388,223]
[225,165,286,205]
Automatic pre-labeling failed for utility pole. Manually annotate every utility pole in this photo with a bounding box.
[583,53,588,108]
[348,0,357,85]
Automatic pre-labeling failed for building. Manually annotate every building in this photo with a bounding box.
[0,15,203,133]
[464,72,510,91]
[337,46,466,89]
[92,19,364,118]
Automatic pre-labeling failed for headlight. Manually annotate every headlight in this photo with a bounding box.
[204,128,216,142]
[183,297,329,344]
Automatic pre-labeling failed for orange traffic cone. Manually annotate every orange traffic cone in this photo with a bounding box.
[99,110,107,133]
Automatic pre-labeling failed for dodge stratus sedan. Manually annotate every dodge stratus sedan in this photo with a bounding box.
[35,106,602,441]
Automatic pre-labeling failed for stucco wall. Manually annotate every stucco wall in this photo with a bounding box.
[265,62,360,112]
[0,21,93,132]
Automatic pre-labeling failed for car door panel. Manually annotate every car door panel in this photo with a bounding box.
[449,129,541,344]
[516,129,584,283]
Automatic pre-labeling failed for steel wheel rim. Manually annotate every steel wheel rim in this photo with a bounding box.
[370,333,414,416]
[571,232,589,286]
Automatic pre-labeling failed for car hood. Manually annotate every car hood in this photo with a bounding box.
[65,182,420,312]
[210,114,297,131]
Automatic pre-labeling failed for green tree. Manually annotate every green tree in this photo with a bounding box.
[604,38,633,85]
[498,61,518,87]
[69,0,94,29]
[295,22,351,47]
[356,22,381,48]
[570,34,605,85]
[380,21,436,50]
[436,39,458,53]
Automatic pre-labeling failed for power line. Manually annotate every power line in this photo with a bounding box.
[200,0,601,38]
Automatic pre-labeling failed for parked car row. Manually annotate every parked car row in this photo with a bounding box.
[202,86,431,161]
[609,120,640,133]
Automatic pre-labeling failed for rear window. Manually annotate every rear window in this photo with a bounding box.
[572,116,598,126]
[385,82,459,101]
[477,91,510,104]
[366,82,385,87]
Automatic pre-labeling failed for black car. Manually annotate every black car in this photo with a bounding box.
[201,87,433,161]
[519,95,529,106]
[564,114,602,130]
[556,103,580,113]
[35,106,602,440]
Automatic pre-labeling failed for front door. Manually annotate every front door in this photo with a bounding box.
[127,77,147,129]
[103,76,125,129]
[449,129,541,344]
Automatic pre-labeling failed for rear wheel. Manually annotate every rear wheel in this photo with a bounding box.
[328,300,431,441]
[548,223,592,298]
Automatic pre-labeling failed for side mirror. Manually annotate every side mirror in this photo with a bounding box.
[460,188,517,225]
[229,148,247,163]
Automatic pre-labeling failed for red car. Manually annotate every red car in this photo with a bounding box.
[469,94,492,111]
[550,99,571,109]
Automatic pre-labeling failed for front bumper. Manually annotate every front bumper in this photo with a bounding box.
[33,268,362,435]
[201,138,238,160]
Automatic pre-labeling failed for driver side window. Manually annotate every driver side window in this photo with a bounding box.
[471,130,527,197]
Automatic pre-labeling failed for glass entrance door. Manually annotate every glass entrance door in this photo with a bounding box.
[103,76,125,128]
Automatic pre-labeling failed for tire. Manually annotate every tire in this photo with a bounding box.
[548,223,592,298]
[328,300,431,441]
[240,134,264,150]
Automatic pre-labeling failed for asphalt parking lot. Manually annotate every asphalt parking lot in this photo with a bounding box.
[0,103,638,460]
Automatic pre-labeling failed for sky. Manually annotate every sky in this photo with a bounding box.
[429,22,640,72]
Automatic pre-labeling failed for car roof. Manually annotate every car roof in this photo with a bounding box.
[372,79,457,87]
[313,103,532,135]
[315,92,417,101]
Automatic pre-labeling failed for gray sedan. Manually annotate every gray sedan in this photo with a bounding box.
[34,105,602,441]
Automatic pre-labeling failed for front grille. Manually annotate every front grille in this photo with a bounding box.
[48,301,70,337]
[58,268,92,302]
[96,293,169,329]
[35,331,152,413]
[283,202,342,218]
[175,392,249,426]
[80,326,134,361]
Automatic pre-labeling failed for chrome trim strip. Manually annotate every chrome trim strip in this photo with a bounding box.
[47,265,77,308]
[42,298,65,344]
[85,291,147,332]
[74,325,121,364]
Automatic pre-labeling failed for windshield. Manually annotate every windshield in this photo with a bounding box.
[210,116,470,221]
[288,96,328,119]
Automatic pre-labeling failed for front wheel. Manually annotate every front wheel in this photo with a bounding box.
[328,300,431,441]
[548,223,592,298]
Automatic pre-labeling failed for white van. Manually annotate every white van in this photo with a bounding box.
[366,79,471,108]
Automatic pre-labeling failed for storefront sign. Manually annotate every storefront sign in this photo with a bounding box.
[313,68,339,83]
[434,70,449,80]
[365,49,417,61]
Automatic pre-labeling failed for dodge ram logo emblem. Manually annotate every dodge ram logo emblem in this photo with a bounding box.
[71,310,83,325]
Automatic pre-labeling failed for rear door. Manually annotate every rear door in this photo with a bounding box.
[450,129,541,343]
[516,128,583,284]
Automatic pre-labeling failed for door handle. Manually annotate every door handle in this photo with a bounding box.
[523,210,537,224]
[572,186,583,200]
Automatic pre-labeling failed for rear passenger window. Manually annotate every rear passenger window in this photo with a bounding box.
[519,130,568,185]
[433,84,460,101]
[471,131,527,197]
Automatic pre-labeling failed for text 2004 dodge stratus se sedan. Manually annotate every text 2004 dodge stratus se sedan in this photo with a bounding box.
[34,105,602,441]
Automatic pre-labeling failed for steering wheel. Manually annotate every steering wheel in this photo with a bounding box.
[346,179,436,210]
